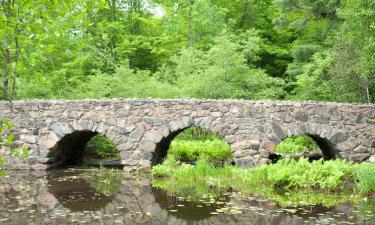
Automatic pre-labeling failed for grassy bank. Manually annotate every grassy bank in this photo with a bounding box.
[151,127,375,206]
[152,158,375,205]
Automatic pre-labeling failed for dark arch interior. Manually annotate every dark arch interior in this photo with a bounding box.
[152,126,232,166]
[48,130,98,166]
[152,128,188,165]
[309,135,336,160]
[270,134,337,163]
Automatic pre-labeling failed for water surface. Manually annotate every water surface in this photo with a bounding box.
[0,169,374,225]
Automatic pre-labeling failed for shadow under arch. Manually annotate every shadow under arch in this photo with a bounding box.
[151,126,232,166]
[309,134,336,160]
[48,130,99,166]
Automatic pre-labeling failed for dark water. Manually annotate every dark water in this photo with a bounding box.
[0,169,374,225]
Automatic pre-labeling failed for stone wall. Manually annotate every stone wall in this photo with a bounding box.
[0,99,374,170]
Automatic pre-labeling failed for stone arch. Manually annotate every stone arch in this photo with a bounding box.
[140,117,234,166]
[272,134,337,160]
[267,122,347,160]
[45,119,122,166]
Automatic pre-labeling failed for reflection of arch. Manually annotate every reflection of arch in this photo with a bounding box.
[46,170,117,211]
[152,187,229,221]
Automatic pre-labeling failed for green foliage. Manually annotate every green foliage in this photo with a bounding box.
[152,157,375,205]
[355,163,375,194]
[274,135,319,154]
[0,0,372,103]
[152,155,180,177]
[169,139,232,163]
[260,158,353,190]
[0,118,30,170]
[152,158,235,200]
[165,127,233,164]
[174,127,222,141]
[337,0,375,103]
[85,134,119,159]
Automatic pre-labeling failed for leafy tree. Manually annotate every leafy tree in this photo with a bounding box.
[336,0,375,103]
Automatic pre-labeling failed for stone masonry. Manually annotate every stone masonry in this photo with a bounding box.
[0,99,374,171]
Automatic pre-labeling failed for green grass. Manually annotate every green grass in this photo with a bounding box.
[152,127,375,207]
[355,163,375,194]
[166,127,233,164]
[174,127,223,141]
[274,135,319,154]
[152,158,375,205]
[169,139,232,163]
[85,134,120,159]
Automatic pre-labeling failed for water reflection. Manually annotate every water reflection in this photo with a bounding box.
[0,169,374,225]
[47,170,114,211]
[152,188,231,221]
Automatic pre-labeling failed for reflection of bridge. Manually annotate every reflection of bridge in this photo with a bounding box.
[0,171,373,225]
[0,99,374,170]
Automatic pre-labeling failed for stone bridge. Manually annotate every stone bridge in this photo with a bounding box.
[0,99,374,170]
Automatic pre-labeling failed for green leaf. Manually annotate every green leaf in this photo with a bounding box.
[2,119,14,130]
[5,134,14,146]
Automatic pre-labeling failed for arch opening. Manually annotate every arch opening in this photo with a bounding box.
[152,126,233,166]
[271,134,336,163]
[48,131,120,168]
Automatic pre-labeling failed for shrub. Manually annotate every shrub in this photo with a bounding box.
[169,139,232,163]
[1,118,30,163]
[355,163,375,194]
[85,134,119,159]
[274,135,319,154]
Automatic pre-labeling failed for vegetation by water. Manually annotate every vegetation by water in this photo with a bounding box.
[83,166,124,196]
[152,128,375,207]
[152,158,375,205]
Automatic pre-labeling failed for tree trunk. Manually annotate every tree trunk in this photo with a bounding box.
[188,0,194,47]
[2,47,10,100]
[238,2,249,29]
[110,0,117,63]
[12,26,21,99]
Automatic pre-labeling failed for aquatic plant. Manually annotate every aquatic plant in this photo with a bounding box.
[84,167,123,196]
[152,157,375,206]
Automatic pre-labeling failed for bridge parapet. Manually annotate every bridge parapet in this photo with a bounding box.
[0,99,374,170]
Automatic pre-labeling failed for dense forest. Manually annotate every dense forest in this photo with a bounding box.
[0,0,374,103]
